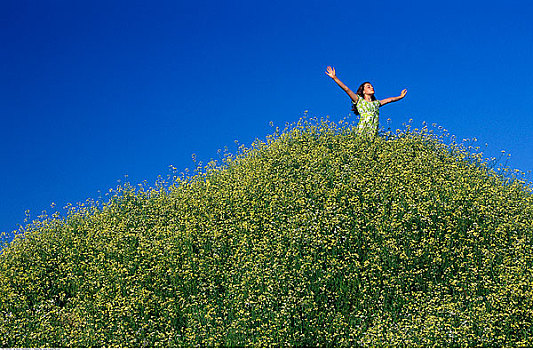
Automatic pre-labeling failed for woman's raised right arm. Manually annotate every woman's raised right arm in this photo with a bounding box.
[325,66,359,102]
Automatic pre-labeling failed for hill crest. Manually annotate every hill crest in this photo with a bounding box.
[1,117,532,347]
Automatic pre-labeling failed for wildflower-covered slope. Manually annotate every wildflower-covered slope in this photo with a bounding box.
[1,119,532,347]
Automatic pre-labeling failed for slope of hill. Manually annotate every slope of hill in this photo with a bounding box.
[1,118,532,347]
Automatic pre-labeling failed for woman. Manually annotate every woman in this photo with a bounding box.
[325,66,407,136]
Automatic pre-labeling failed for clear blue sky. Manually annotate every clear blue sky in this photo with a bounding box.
[1,0,532,235]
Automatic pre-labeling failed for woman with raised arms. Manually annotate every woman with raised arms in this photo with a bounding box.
[325,66,407,137]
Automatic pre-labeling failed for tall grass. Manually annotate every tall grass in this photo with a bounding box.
[1,116,532,347]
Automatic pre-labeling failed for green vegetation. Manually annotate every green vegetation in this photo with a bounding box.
[1,117,532,347]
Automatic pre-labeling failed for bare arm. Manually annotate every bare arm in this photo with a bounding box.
[379,89,407,106]
[325,66,359,102]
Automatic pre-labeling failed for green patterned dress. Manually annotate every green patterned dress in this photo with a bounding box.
[352,97,381,136]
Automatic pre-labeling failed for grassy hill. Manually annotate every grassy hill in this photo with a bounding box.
[1,117,532,347]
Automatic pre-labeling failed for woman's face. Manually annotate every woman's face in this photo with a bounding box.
[363,83,375,95]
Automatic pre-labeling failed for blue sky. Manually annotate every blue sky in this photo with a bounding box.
[1,0,532,235]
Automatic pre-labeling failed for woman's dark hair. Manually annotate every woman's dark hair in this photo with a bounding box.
[351,81,376,115]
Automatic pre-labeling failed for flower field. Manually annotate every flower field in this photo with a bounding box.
[1,117,532,347]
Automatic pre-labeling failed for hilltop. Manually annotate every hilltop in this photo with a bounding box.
[1,117,532,347]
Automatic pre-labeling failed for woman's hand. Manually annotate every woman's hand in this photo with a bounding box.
[326,66,359,102]
[379,89,408,106]
[325,66,336,79]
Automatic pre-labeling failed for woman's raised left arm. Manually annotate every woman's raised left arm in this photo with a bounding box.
[379,89,407,106]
